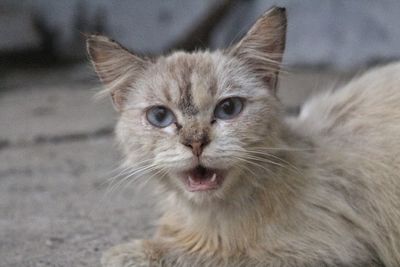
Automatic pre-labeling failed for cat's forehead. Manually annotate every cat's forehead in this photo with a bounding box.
[142,51,230,115]
[132,50,268,116]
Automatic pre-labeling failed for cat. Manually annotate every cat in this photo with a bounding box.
[87,7,400,267]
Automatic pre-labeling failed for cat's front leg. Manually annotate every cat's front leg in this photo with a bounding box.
[101,240,164,267]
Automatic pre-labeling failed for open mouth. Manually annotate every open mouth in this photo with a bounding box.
[181,165,226,192]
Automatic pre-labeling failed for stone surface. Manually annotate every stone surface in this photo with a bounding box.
[0,85,115,145]
[1,0,222,58]
[0,6,41,51]
[0,64,115,145]
[0,137,160,267]
[2,0,400,68]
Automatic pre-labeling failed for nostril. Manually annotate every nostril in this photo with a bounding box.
[184,142,192,149]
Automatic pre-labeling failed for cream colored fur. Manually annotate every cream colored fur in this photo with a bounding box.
[88,7,400,267]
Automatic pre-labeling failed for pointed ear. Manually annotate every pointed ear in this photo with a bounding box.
[86,35,149,111]
[229,7,287,92]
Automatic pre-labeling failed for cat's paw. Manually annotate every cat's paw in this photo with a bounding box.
[101,240,160,267]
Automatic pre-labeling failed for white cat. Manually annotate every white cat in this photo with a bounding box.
[88,7,399,267]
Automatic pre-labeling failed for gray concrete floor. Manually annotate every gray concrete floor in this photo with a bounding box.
[0,64,351,266]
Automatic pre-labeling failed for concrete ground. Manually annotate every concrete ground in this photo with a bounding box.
[0,63,351,267]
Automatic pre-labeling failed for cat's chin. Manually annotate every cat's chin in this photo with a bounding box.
[179,165,226,192]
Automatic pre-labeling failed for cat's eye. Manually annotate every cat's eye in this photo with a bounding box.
[146,106,175,128]
[214,97,244,120]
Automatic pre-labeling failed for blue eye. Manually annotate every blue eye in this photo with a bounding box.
[146,106,175,128]
[214,97,244,120]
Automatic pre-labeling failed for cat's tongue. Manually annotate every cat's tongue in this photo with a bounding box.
[184,165,223,192]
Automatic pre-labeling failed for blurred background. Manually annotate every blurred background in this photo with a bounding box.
[1,0,400,266]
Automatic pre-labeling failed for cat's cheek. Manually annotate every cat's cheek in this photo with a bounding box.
[161,125,177,135]
[214,119,243,137]
[214,120,231,130]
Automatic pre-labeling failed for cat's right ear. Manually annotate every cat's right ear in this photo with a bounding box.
[86,35,149,112]
[228,7,287,93]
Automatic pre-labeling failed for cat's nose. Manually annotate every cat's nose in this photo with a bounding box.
[179,125,211,157]
[182,139,209,157]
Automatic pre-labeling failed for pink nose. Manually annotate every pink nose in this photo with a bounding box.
[182,140,208,157]
[190,141,203,157]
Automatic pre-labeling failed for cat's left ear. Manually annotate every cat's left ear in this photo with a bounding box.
[87,35,149,112]
[229,7,287,92]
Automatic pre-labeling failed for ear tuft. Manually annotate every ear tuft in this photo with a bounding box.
[230,7,287,92]
[87,35,148,111]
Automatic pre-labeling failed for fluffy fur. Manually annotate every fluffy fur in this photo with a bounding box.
[88,7,400,267]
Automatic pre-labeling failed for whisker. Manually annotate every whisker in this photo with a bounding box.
[103,158,154,190]
[245,146,311,152]
[245,151,304,177]
[132,167,168,190]
[106,163,157,195]
[231,155,274,175]
[226,147,306,178]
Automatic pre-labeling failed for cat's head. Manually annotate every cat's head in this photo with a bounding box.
[88,7,287,204]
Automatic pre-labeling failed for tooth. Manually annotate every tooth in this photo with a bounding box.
[211,173,217,182]
[188,176,194,183]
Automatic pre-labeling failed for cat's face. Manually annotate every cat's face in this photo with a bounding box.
[88,7,286,204]
[115,51,283,202]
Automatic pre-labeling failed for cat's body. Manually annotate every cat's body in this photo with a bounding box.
[88,7,400,267]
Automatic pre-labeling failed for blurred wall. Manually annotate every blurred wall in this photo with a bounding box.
[1,0,400,70]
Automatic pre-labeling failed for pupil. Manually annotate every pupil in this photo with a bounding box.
[155,108,166,122]
[222,100,234,114]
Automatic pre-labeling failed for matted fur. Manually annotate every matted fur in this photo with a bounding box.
[88,7,399,267]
